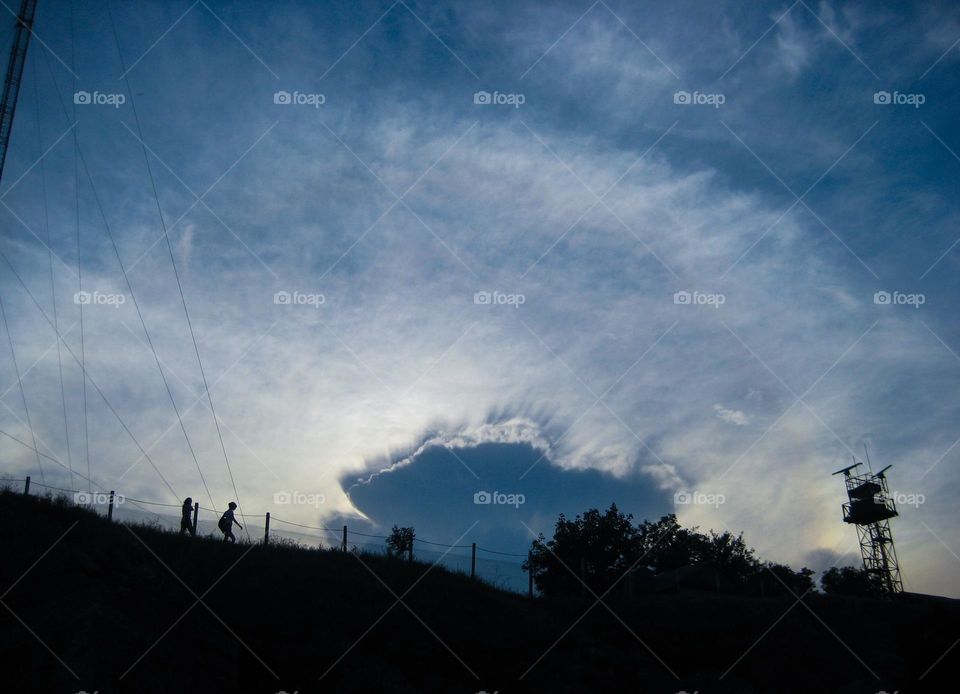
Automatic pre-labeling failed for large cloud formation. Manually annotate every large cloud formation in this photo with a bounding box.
[0,1,957,596]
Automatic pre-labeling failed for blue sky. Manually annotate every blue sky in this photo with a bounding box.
[0,0,958,596]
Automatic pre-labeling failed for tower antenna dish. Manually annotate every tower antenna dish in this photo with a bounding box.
[833,454,903,595]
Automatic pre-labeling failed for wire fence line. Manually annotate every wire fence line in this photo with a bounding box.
[4,475,534,592]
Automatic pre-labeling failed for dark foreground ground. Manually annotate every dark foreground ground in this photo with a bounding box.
[0,489,956,693]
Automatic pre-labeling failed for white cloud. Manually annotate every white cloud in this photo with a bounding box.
[1,0,957,597]
[713,404,750,426]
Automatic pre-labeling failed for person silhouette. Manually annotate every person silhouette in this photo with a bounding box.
[218,502,243,543]
[180,497,194,536]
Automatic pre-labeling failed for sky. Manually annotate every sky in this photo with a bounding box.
[0,0,958,597]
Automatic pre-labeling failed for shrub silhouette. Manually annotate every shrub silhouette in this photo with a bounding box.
[758,562,817,596]
[821,565,883,596]
[386,525,415,559]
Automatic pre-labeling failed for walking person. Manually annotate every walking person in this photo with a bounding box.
[180,497,195,536]
[218,501,242,543]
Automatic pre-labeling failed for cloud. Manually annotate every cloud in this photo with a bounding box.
[0,0,957,597]
[774,11,815,77]
[713,404,750,426]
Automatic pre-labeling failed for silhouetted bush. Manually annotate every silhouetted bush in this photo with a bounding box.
[821,565,883,596]
[758,562,817,596]
[386,525,415,558]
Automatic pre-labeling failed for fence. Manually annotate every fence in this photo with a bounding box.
[4,475,535,596]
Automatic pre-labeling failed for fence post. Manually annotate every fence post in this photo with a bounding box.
[580,557,587,599]
[192,502,199,535]
[528,551,534,599]
[107,490,115,522]
[342,525,347,552]
[471,542,476,579]
[23,475,30,495]
[263,512,270,545]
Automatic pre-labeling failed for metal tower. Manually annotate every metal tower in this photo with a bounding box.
[832,461,903,595]
[0,0,39,184]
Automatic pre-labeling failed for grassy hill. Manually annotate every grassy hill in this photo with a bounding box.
[0,489,955,693]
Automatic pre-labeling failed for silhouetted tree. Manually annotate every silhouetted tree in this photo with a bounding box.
[526,504,641,596]
[636,514,700,572]
[528,506,815,597]
[821,565,883,596]
[701,529,758,577]
[635,515,758,577]
[386,525,415,559]
[758,562,817,596]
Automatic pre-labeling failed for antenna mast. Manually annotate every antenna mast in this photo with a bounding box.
[832,459,903,595]
[0,0,39,184]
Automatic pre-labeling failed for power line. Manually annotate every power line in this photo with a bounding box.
[69,0,90,494]
[31,45,74,489]
[0,294,43,480]
[35,29,208,509]
[106,0,242,531]
[33,43,183,504]
[0,247,179,501]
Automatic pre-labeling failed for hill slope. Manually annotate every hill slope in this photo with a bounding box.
[0,490,955,693]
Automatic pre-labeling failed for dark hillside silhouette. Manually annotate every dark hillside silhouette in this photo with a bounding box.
[1,490,957,693]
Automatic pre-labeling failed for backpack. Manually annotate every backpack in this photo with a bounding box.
[218,515,229,533]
